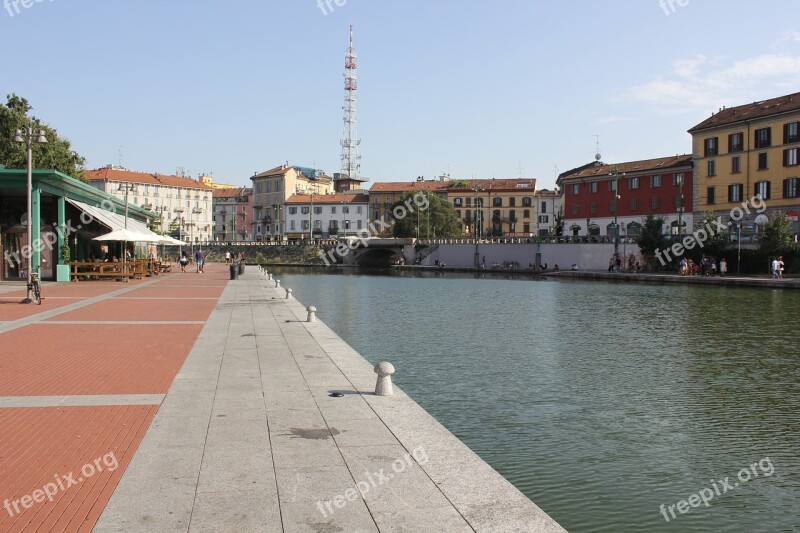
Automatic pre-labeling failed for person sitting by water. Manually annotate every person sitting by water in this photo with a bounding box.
[553,264,559,271]
[571,264,578,270]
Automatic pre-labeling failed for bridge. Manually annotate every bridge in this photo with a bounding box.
[320,238,431,267]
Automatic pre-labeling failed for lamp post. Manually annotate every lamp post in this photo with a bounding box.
[117,183,135,278]
[272,203,281,243]
[677,173,684,239]
[608,165,625,256]
[13,126,47,303]
[473,183,481,268]
[190,207,202,256]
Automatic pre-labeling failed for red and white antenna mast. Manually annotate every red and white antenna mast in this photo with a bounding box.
[340,25,361,181]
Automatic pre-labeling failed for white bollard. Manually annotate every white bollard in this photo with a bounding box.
[275,279,281,288]
[285,288,292,299]
[307,305,317,323]
[374,362,395,396]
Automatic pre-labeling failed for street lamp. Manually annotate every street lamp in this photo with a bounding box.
[272,203,281,242]
[676,173,684,239]
[190,207,202,256]
[117,183,135,278]
[608,165,625,256]
[13,126,47,303]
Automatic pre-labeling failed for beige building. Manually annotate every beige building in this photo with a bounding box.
[86,166,213,243]
[250,164,333,241]
[689,91,800,239]
[198,174,237,190]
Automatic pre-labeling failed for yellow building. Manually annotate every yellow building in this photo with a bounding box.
[689,91,800,238]
[368,177,558,238]
[198,174,237,190]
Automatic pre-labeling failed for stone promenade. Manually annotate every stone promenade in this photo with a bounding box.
[0,263,564,532]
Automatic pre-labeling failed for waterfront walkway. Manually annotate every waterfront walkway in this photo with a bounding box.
[0,264,564,532]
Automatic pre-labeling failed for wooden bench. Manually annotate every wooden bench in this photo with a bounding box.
[70,261,135,282]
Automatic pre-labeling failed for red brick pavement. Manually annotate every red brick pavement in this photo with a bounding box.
[0,263,229,532]
[0,405,157,533]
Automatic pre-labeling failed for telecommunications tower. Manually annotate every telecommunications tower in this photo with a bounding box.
[339,25,361,183]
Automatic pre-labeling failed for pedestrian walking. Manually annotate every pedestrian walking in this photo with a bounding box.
[771,257,779,279]
[778,256,785,279]
[720,258,727,277]
[179,251,189,273]
[195,247,205,273]
[225,250,231,264]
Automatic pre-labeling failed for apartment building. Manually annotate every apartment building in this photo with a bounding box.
[212,187,253,242]
[86,166,213,243]
[250,164,333,241]
[284,193,370,240]
[689,91,800,239]
[557,155,694,238]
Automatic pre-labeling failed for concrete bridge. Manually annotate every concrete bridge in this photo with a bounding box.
[321,238,433,267]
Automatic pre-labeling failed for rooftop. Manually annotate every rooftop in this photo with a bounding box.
[85,167,213,189]
[688,91,800,133]
[212,187,252,199]
[285,193,369,204]
[558,155,692,181]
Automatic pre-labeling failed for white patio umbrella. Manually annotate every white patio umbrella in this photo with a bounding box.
[93,228,156,277]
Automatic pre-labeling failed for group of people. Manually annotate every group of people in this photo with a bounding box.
[771,256,785,279]
[608,253,642,273]
[679,257,728,277]
[178,248,209,273]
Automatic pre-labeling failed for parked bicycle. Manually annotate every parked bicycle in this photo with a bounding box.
[27,266,42,305]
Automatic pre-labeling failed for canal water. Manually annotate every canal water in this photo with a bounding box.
[269,267,799,533]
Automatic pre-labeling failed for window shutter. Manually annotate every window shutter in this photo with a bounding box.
[767,181,771,199]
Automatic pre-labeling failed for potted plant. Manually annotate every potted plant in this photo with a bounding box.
[57,242,72,282]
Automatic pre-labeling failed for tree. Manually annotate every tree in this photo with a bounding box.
[391,191,461,239]
[693,210,728,257]
[636,214,668,267]
[0,94,86,181]
[759,212,796,256]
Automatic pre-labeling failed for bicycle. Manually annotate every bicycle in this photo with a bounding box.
[27,267,42,305]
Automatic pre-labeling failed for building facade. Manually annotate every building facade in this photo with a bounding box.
[250,164,334,241]
[558,155,694,238]
[368,180,450,237]
[212,187,253,242]
[689,91,800,240]
[86,166,213,243]
[283,193,369,240]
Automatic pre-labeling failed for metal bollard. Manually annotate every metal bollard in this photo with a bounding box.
[275,279,281,288]
[285,288,293,299]
[306,305,317,323]
[374,362,395,396]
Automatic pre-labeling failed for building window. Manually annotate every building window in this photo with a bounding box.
[754,180,770,200]
[704,137,718,156]
[608,181,617,192]
[707,160,716,177]
[650,175,662,187]
[571,204,579,215]
[509,197,516,207]
[629,177,639,190]
[301,206,310,214]
[493,197,502,207]
[728,184,743,202]
[374,210,379,220]
[288,207,297,215]
[523,223,530,234]
[755,127,771,148]
[357,206,362,214]
[731,156,741,173]
[538,215,549,223]
[331,206,337,214]
[590,182,599,193]
[523,209,530,218]
[785,122,800,144]
[357,220,363,229]
[290,220,296,230]
[455,210,461,219]
[314,206,322,215]
[453,198,463,207]
[783,178,800,198]
[522,197,532,206]
[465,197,472,207]
[673,173,685,186]
[301,220,309,230]
[784,147,799,166]
[651,197,659,209]
[540,201,547,213]
[707,186,716,205]
[728,132,744,153]
[571,184,580,195]
[590,201,597,213]
[758,152,768,170]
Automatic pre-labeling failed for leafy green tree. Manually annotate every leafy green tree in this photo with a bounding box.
[0,94,86,181]
[391,191,461,238]
[759,212,796,256]
[636,214,668,267]
[694,210,729,257]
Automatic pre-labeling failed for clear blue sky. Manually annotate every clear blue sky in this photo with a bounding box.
[2,0,799,189]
